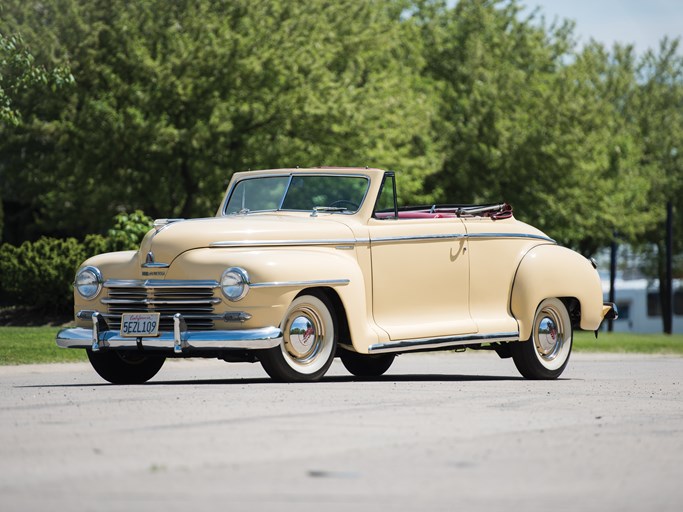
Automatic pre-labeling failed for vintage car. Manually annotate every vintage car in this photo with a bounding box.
[57,167,617,383]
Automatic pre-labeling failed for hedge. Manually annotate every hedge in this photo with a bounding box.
[0,211,152,315]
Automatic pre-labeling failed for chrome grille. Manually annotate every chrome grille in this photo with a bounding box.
[102,283,220,331]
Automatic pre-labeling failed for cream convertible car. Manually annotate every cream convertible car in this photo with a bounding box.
[57,168,617,383]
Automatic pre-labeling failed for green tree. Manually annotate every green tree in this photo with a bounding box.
[416,0,656,255]
[1,30,73,241]
[0,0,436,241]
[630,39,683,331]
[1,32,72,126]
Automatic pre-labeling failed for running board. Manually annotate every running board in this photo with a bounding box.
[367,332,520,354]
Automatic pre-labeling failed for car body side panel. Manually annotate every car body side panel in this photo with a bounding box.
[366,218,477,341]
[510,244,604,340]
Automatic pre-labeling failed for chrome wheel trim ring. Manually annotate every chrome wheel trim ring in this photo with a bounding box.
[280,296,335,374]
[535,310,563,360]
[283,307,324,363]
[532,299,571,371]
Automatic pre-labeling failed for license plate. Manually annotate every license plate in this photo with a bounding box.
[120,313,161,337]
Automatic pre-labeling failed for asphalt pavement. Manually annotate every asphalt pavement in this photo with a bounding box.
[1,351,682,511]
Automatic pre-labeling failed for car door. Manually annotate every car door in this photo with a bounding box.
[367,217,478,341]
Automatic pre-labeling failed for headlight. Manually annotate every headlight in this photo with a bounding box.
[221,267,249,301]
[75,266,103,299]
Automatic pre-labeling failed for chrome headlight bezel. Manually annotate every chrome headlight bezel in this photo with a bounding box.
[75,266,103,300]
[221,267,250,301]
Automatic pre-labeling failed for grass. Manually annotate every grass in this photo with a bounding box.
[574,330,683,355]
[0,326,682,366]
[0,326,87,365]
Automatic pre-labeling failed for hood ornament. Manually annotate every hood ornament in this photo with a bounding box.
[142,251,169,270]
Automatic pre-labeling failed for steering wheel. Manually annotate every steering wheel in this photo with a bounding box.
[329,200,359,211]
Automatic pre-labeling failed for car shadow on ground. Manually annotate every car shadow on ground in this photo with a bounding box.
[16,373,536,388]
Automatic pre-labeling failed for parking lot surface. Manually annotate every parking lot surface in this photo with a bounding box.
[1,352,682,511]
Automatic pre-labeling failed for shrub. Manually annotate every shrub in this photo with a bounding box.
[0,237,87,312]
[107,211,154,251]
[0,211,154,315]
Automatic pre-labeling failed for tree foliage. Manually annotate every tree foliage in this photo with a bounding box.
[0,31,73,126]
[0,0,435,239]
[0,0,681,267]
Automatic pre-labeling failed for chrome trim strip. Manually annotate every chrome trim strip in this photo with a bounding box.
[367,332,520,354]
[209,232,554,248]
[77,310,252,323]
[250,279,350,289]
[104,279,219,289]
[153,218,185,230]
[56,326,283,351]
[370,233,555,244]
[141,262,171,269]
[101,298,221,305]
[466,233,556,243]
[371,233,466,243]
[210,239,369,248]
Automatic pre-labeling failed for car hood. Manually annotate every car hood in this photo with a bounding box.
[138,214,356,266]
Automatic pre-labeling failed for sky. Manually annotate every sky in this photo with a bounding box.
[525,0,683,54]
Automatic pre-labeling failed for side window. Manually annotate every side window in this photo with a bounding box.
[374,174,397,219]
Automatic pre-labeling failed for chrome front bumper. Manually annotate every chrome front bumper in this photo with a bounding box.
[56,313,282,354]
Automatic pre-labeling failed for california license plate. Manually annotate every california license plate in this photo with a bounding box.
[120,313,161,337]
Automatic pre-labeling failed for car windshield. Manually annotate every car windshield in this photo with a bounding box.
[225,175,369,214]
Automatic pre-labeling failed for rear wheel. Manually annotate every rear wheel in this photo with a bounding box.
[87,350,165,384]
[511,298,572,380]
[340,349,395,377]
[259,293,337,382]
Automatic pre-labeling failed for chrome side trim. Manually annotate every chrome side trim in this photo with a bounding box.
[209,233,553,248]
[103,279,219,289]
[56,326,283,351]
[210,239,369,248]
[141,262,171,269]
[371,233,467,243]
[466,233,556,243]
[250,279,350,289]
[368,332,520,354]
[370,233,555,244]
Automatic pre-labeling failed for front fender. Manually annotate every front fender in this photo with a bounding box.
[510,245,603,340]
[168,247,382,348]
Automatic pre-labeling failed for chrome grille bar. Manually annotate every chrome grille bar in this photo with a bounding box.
[103,280,220,331]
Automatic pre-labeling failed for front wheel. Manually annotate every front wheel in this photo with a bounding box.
[259,293,337,382]
[511,298,572,380]
[87,350,166,384]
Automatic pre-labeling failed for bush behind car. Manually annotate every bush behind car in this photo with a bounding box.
[0,211,152,315]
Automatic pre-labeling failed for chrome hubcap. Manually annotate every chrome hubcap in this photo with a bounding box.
[535,309,564,361]
[283,306,324,364]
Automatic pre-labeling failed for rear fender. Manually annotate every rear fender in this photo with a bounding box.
[510,245,603,340]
